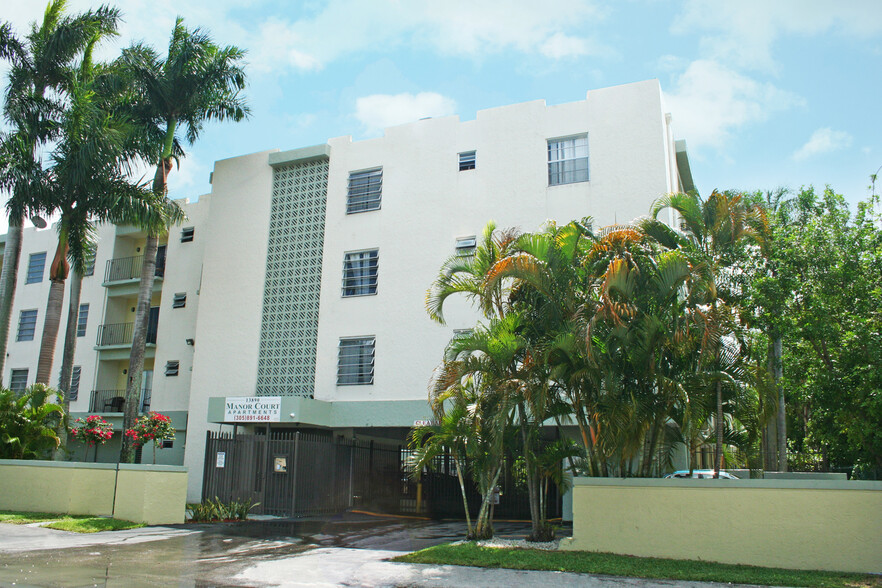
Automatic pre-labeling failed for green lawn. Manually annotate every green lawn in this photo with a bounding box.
[0,510,144,533]
[393,543,881,588]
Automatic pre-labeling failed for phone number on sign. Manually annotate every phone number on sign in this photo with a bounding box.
[233,415,276,421]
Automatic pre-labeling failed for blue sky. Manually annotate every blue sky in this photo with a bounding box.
[3,1,881,230]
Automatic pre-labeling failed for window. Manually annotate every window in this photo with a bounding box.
[180,227,195,242]
[548,134,589,186]
[77,304,89,337]
[9,369,28,393]
[16,309,37,341]
[337,337,375,385]
[347,168,382,214]
[458,151,476,171]
[342,250,378,297]
[83,249,96,276]
[165,360,179,377]
[161,439,174,449]
[172,293,187,308]
[26,252,46,284]
[69,366,81,401]
[455,236,477,255]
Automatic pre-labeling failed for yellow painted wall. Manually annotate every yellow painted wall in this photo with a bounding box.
[561,478,882,574]
[0,460,187,525]
[114,466,187,525]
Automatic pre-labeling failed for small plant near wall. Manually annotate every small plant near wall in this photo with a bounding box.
[125,412,175,464]
[186,497,258,522]
[70,415,114,461]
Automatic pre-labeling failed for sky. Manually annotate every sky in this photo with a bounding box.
[2,0,881,233]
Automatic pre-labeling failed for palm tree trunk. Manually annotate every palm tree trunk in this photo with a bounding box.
[0,219,23,386]
[518,402,543,540]
[773,335,786,472]
[714,380,723,478]
[474,465,502,539]
[55,272,82,458]
[35,279,66,385]
[121,234,158,463]
[453,457,473,538]
[36,234,71,385]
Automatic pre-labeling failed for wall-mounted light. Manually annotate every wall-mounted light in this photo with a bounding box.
[123,369,127,374]
[185,338,195,346]
[289,413,296,419]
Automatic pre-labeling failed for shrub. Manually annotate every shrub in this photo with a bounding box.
[186,497,258,522]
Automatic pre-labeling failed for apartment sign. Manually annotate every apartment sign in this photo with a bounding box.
[224,396,282,422]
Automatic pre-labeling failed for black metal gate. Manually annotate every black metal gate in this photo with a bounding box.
[202,431,559,519]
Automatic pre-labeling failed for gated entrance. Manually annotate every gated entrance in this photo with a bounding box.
[202,431,559,519]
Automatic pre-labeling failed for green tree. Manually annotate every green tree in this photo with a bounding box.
[117,18,248,462]
[0,1,119,385]
[649,190,766,476]
[0,384,63,459]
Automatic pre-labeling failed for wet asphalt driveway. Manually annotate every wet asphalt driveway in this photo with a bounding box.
[0,515,542,587]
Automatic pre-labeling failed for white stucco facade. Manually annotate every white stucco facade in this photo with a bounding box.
[0,79,693,500]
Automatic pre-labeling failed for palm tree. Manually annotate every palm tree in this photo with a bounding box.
[0,383,63,459]
[116,18,248,462]
[649,190,766,477]
[0,2,120,386]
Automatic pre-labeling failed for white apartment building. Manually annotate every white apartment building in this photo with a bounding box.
[1,79,694,501]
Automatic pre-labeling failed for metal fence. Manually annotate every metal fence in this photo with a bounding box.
[202,431,558,519]
[104,252,166,283]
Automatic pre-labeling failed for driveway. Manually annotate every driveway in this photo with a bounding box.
[0,514,751,587]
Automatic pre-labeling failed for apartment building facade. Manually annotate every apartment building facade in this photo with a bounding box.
[1,79,693,500]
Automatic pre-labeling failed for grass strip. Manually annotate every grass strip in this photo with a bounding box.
[45,518,144,533]
[0,510,144,533]
[393,543,881,588]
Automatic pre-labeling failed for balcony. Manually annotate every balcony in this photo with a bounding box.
[104,252,166,283]
[89,389,151,413]
[96,317,157,349]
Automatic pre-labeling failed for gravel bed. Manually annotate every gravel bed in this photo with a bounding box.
[453,537,561,551]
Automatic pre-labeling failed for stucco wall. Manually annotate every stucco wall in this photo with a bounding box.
[0,459,187,525]
[561,477,882,573]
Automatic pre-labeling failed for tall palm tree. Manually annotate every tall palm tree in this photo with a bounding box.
[116,18,248,462]
[649,190,766,476]
[0,1,120,386]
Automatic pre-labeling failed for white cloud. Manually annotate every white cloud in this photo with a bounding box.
[539,33,595,59]
[792,128,853,161]
[664,60,804,150]
[673,0,882,72]
[355,92,457,135]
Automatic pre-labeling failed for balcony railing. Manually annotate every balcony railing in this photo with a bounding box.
[96,322,133,346]
[89,389,151,413]
[104,252,166,283]
[96,319,157,347]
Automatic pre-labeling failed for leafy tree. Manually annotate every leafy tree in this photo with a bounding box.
[116,18,247,462]
[0,384,63,459]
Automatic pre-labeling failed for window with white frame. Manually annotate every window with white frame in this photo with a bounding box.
[337,337,375,385]
[77,304,88,337]
[26,252,46,284]
[69,366,81,400]
[458,151,476,171]
[9,369,28,393]
[17,309,37,341]
[342,249,378,297]
[547,134,589,186]
[346,168,382,214]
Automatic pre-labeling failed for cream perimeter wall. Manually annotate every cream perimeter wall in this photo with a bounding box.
[562,477,882,574]
[0,460,187,525]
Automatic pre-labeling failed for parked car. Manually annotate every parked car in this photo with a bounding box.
[664,470,739,479]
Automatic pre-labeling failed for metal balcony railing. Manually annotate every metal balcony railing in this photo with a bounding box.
[96,322,133,347]
[89,389,152,413]
[104,252,166,283]
[96,318,158,347]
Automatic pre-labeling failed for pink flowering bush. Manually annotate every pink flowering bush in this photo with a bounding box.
[70,415,114,447]
[126,412,175,464]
